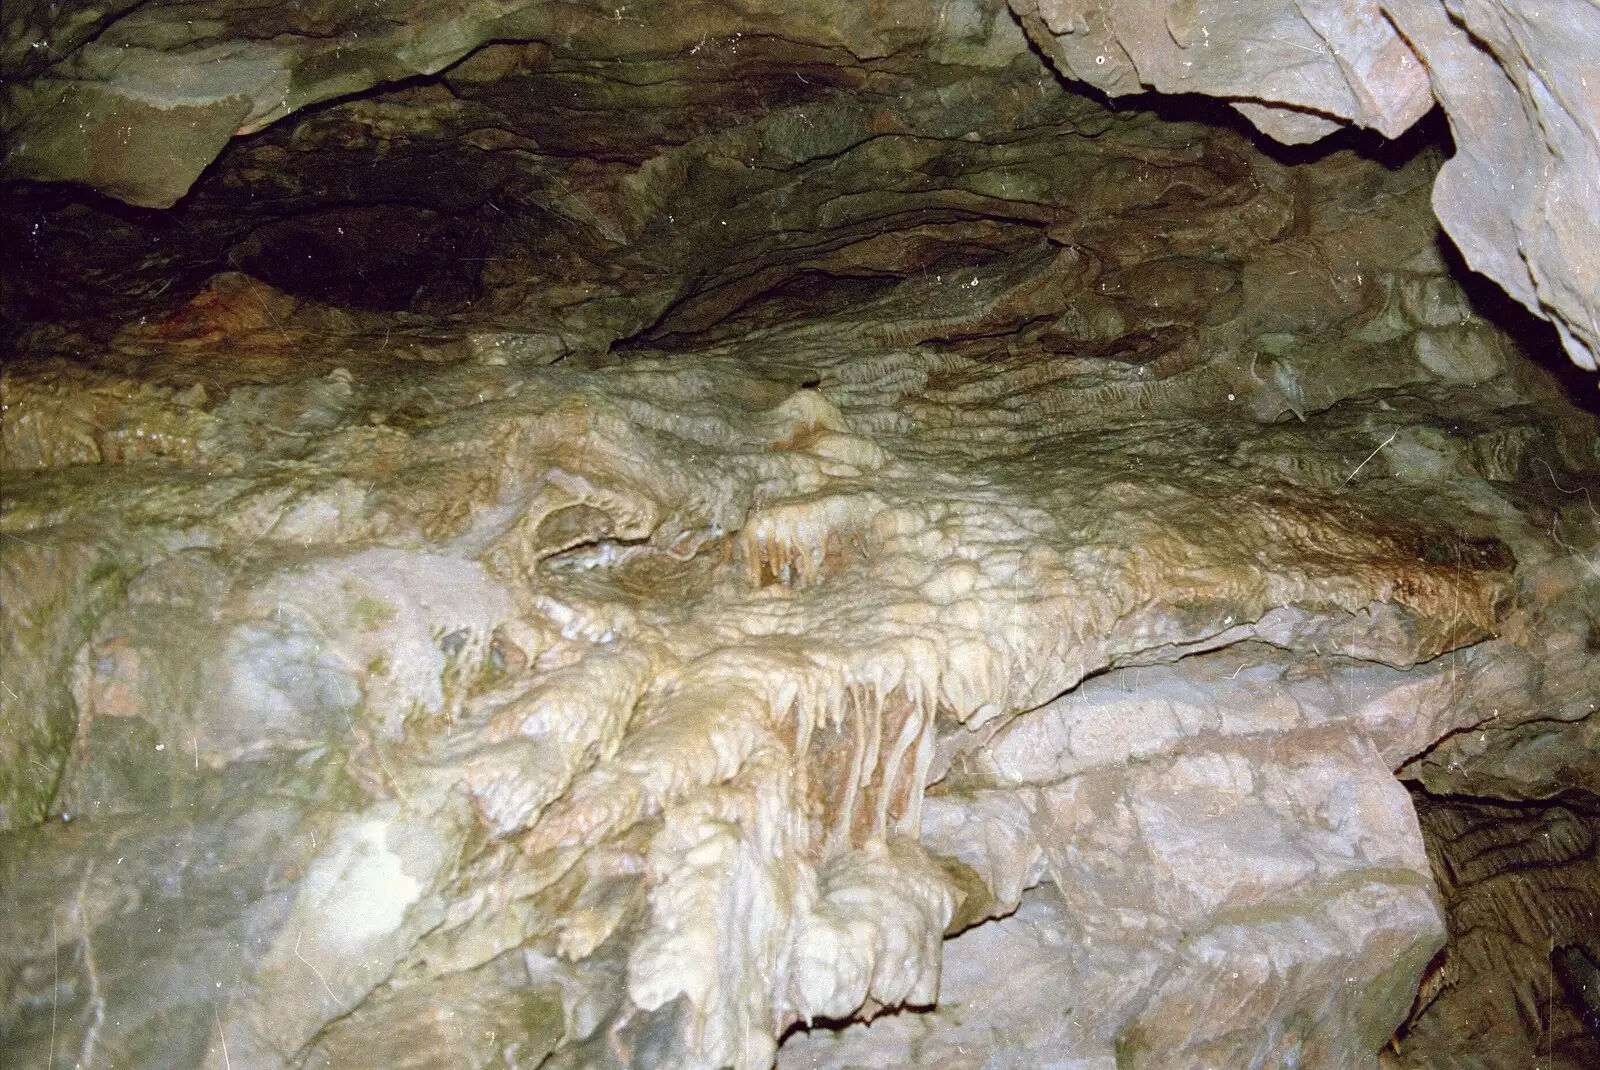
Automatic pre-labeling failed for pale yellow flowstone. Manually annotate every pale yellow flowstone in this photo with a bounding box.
[8,293,1593,1070]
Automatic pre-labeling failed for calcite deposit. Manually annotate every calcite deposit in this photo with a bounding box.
[1,2,1598,1069]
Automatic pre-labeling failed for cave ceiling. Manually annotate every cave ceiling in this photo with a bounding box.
[1,2,1598,1070]
[5,0,1599,371]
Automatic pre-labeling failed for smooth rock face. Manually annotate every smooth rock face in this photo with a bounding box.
[1010,0,1433,142]
[2,11,1599,1070]
[1380,0,1600,375]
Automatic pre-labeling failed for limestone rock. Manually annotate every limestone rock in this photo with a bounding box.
[1009,0,1600,371]
[4,1,1599,370]
[1384,0,1600,373]
[1393,795,1600,1069]
[1010,0,1432,141]
[2,13,1598,1069]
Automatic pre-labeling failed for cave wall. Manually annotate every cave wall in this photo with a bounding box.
[2,3,1599,1070]
[4,0,1598,372]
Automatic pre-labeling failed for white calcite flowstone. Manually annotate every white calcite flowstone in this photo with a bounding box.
[6,315,1579,1068]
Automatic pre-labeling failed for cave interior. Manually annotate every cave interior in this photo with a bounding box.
[1,2,1598,1069]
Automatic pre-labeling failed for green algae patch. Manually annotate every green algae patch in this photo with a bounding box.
[0,538,131,828]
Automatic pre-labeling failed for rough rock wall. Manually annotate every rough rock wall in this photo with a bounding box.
[3,54,1599,1065]
[1394,795,1600,1068]
[4,0,1597,371]
[1008,0,1600,372]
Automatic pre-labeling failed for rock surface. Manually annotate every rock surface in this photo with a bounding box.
[1381,0,1600,373]
[1009,0,1600,372]
[4,0,1596,370]
[1392,794,1600,1069]
[2,11,1598,1070]
[1010,0,1433,142]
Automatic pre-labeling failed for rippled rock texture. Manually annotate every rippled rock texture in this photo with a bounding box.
[4,0,1597,370]
[2,7,1598,1070]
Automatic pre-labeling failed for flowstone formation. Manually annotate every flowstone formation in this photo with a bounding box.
[2,5,1599,1070]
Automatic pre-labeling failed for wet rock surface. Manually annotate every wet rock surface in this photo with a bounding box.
[2,6,1599,1070]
